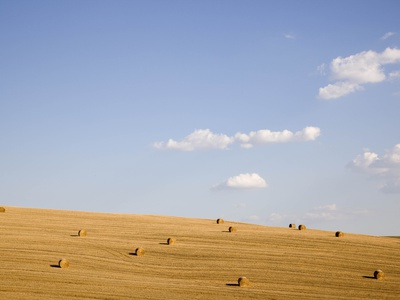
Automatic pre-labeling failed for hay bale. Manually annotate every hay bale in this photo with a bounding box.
[78,229,87,237]
[238,276,249,287]
[167,237,176,245]
[229,226,237,233]
[0,207,5,213]
[335,231,344,237]
[58,258,69,268]
[216,218,224,224]
[135,247,145,256]
[289,223,296,228]
[298,224,306,230]
[374,270,384,280]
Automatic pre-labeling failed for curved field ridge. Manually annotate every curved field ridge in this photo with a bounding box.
[1,207,400,299]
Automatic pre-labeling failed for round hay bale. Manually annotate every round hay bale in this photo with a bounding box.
[335,231,344,237]
[78,229,87,237]
[289,223,296,228]
[298,224,306,230]
[58,258,69,269]
[167,237,176,245]
[0,207,5,213]
[135,247,145,256]
[238,276,249,287]
[374,270,384,280]
[216,218,224,224]
[229,226,237,233]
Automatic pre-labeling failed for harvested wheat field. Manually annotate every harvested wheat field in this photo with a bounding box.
[1,207,400,299]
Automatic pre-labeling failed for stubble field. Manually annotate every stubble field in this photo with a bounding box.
[1,206,399,299]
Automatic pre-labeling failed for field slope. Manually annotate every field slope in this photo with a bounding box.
[1,206,399,299]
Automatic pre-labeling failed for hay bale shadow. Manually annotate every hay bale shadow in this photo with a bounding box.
[129,251,144,256]
[70,234,79,237]
[363,275,375,279]
[226,283,240,286]
[50,264,61,268]
[159,242,169,245]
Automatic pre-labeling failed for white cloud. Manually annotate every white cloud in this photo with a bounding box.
[306,204,340,221]
[212,173,268,190]
[318,82,363,100]
[318,48,400,99]
[246,215,261,221]
[284,33,296,40]
[379,179,400,193]
[153,129,234,151]
[235,129,293,145]
[317,63,327,76]
[267,212,286,222]
[294,126,321,141]
[331,51,385,83]
[389,70,400,79]
[348,144,400,193]
[381,144,400,164]
[381,32,396,40]
[348,150,381,173]
[267,204,368,225]
[239,143,254,149]
[155,126,321,151]
[313,204,337,211]
[305,203,368,221]
[234,126,321,148]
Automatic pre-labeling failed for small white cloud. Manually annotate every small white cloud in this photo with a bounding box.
[348,144,400,193]
[235,129,293,145]
[234,126,321,148]
[304,203,367,221]
[154,129,234,151]
[156,126,321,151]
[319,82,363,100]
[267,212,285,222]
[348,150,381,173]
[389,70,400,79]
[330,50,386,83]
[294,126,321,141]
[379,179,400,193]
[383,144,400,164]
[212,173,268,190]
[306,204,338,220]
[317,63,327,76]
[240,143,254,149]
[318,47,400,99]
[381,32,396,40]
[241,215,263,225]
[306,211,339,221]
[268,205,368,225]
[246,215,261,221]
[313,204,337,211]
[284,33,296,40]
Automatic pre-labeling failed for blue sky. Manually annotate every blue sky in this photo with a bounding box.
[1,0,399,235]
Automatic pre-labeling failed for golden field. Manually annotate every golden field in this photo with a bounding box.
[1,206,399,299]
